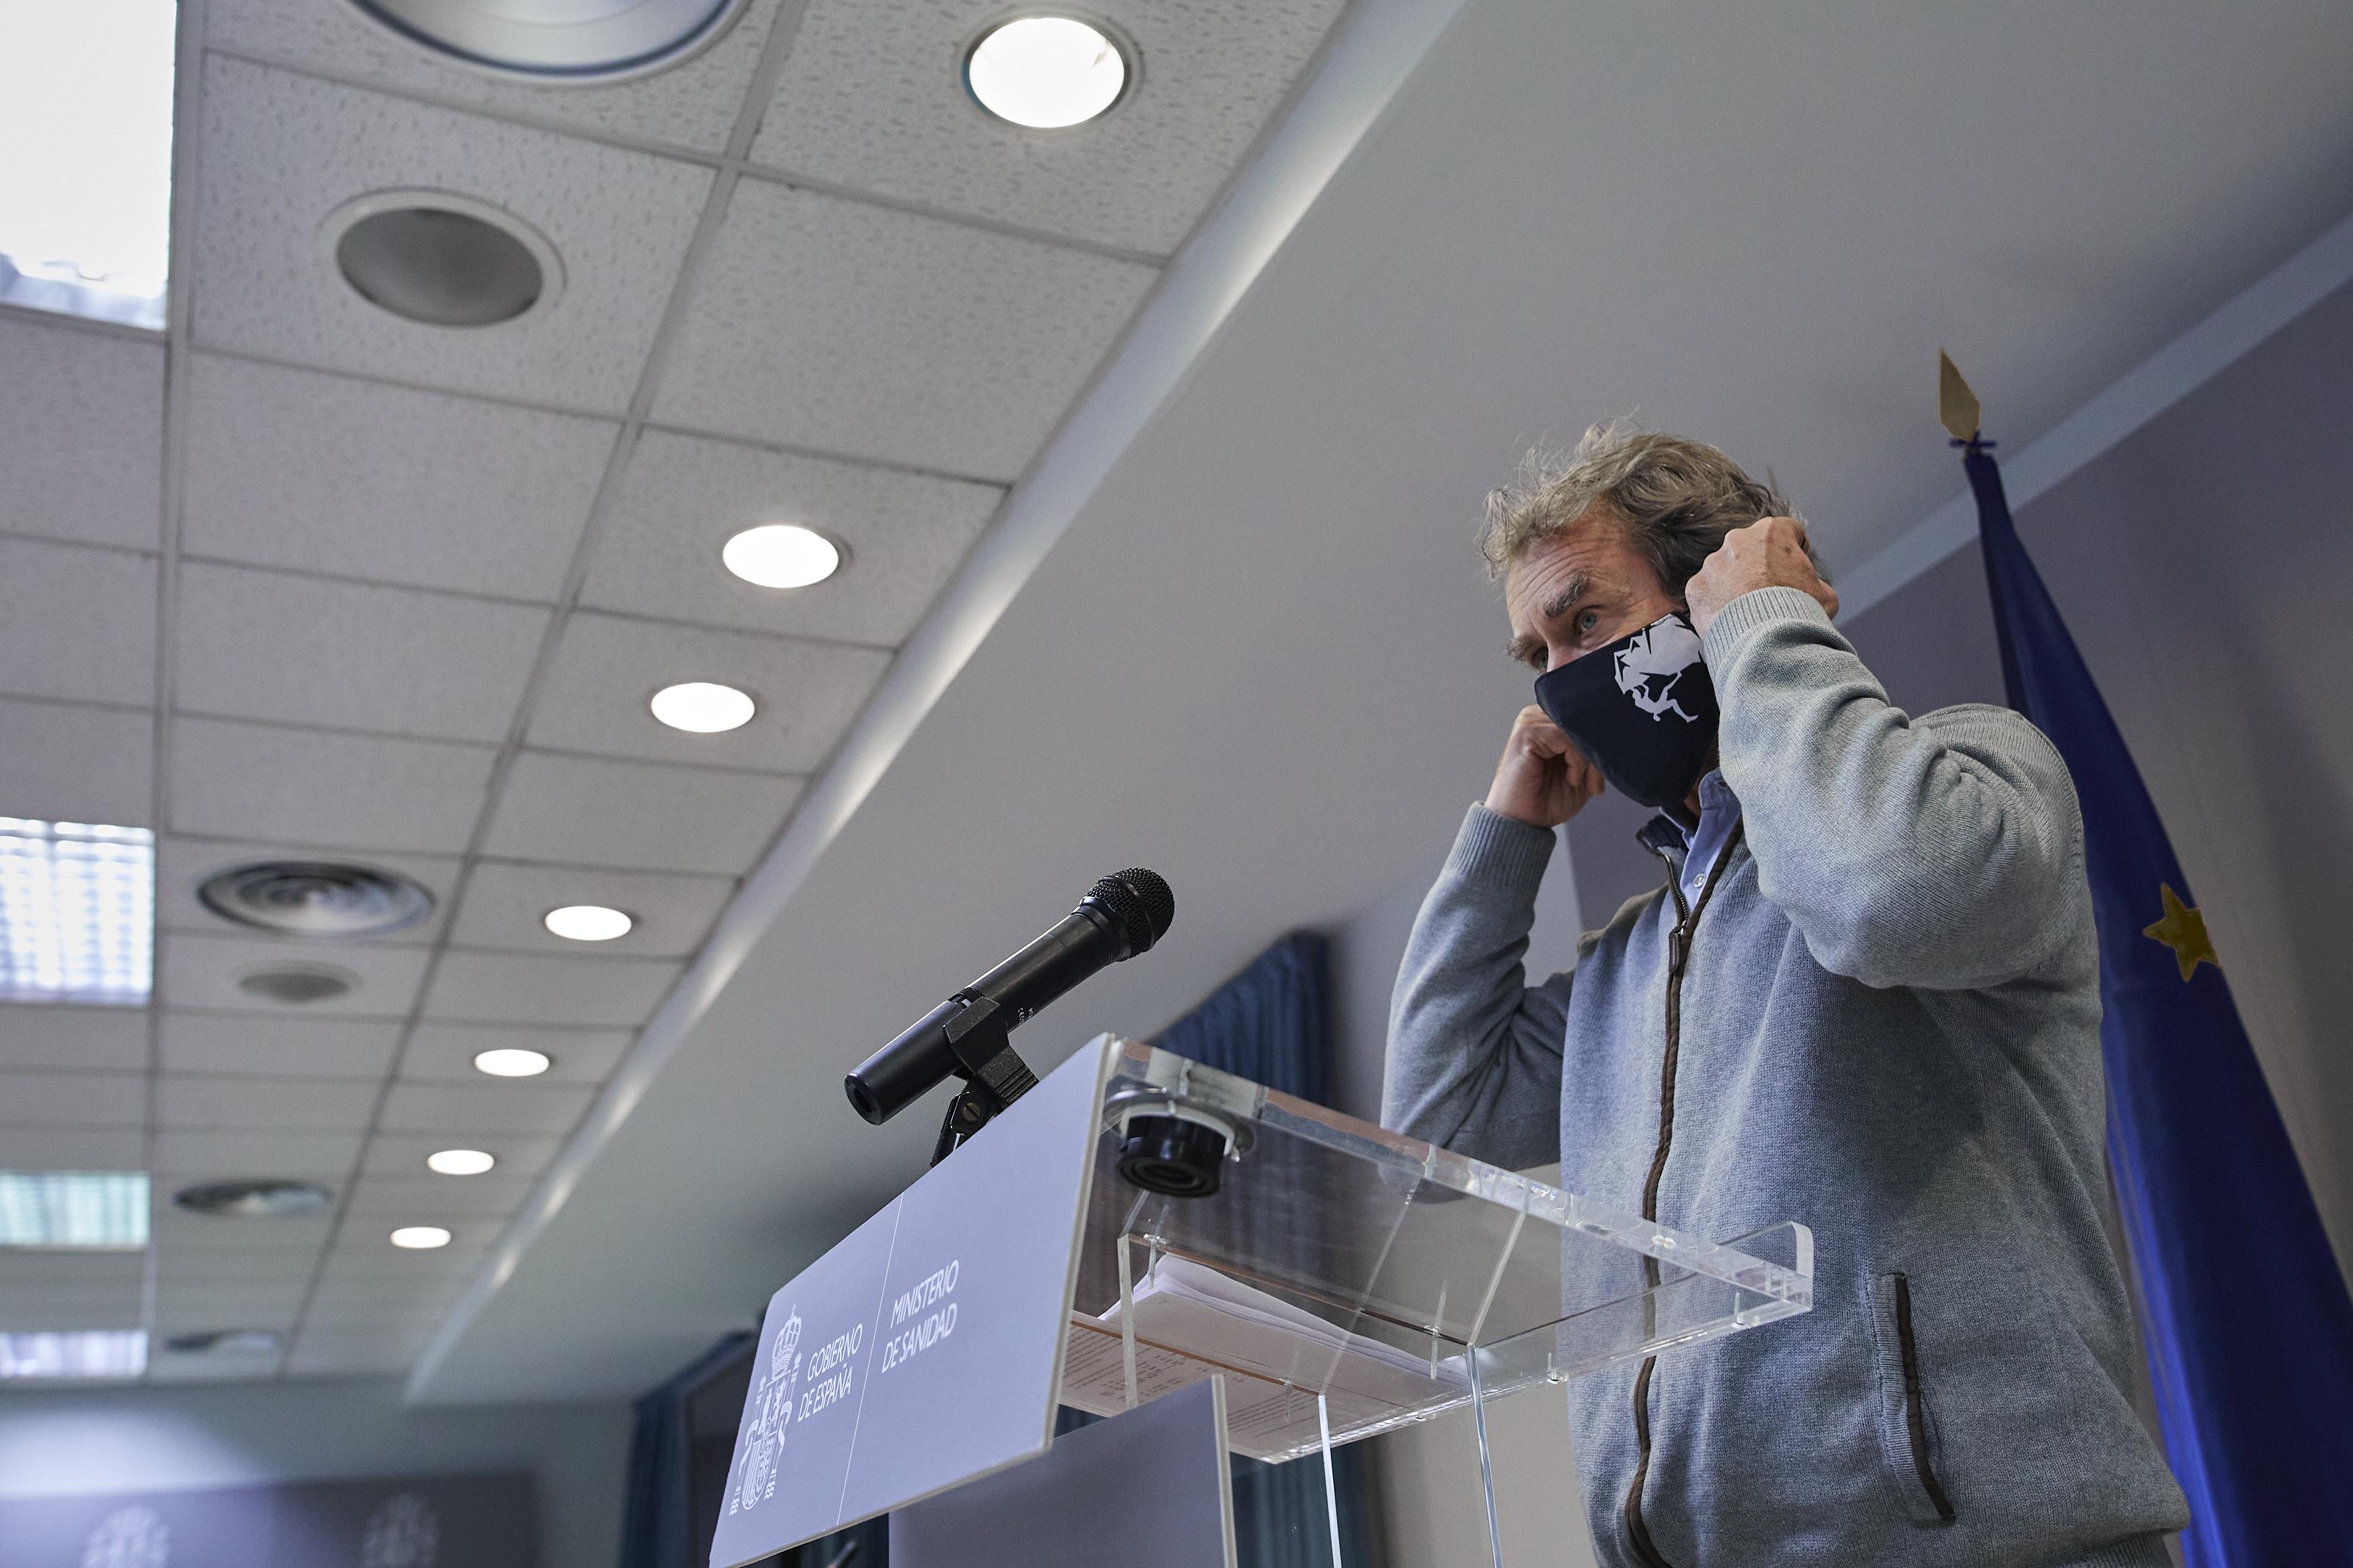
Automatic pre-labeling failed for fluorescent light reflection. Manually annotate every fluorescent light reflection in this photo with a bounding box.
[0,1331,147,1379]
[390,1225,451,1250]
[426,1148,495,1176]
[0,1171,149,1247]
[0,0,178,329]
[0,820,155,1005]
[966,17,1127,129]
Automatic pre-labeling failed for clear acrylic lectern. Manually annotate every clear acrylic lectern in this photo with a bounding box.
[713,1035,1813,1568]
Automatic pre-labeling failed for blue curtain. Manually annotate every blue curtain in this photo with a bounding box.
[1154,931,1386,1568]
[620,1332,754,1568]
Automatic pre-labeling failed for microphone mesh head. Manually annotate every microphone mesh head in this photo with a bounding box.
[1088,868,1174,956]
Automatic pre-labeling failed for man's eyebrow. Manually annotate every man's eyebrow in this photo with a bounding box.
[1538,570,1593,625]
[1505,631,1545,667]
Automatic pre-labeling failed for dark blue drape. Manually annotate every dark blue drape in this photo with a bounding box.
[1155,931,1385,1568]
[621,1332,754,1568]
[1967,440,2353,1565]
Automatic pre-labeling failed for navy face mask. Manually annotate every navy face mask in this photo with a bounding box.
[1532,611,1720,810]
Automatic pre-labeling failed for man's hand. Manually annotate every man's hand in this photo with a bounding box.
[1486,705,1605,827]
[1685,516,1839,638]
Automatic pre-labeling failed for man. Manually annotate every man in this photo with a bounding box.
[1383,426,2188,1567]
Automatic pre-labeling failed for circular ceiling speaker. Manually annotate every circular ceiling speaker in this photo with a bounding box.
[172,1179,335,1218]
[198,860,435,939]
[236,962,357,1006]
[162,1328,284,1356]
[323,191,564,329]
[343,0,751,81]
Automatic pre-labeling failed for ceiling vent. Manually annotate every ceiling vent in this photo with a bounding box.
[161,1328,283,1356]
[236,962,357,1006]
[323,190,564,329]
[342,0,749,82]
[171,1180,334,1218]
[198,859,434,939]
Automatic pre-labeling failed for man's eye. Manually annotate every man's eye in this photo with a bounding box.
[1575,610,1600,636]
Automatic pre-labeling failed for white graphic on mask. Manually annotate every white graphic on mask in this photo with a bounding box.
[361,1494,439,1568]
[1613,618,1706,723]
[82,1506,168,1568]
[729,1310,804,1514]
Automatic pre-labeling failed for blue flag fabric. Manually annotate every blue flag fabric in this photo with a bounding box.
[1965,440,2353,1566]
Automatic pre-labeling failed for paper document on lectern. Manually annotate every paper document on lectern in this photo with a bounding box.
[1060,1255,1466,1460]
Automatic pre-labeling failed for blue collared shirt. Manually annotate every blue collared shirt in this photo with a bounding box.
[1671,768,1743,908]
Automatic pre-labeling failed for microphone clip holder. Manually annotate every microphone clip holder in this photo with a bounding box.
[926,992,1040,1167]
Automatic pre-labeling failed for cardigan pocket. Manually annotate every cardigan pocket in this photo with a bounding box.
[1865,1270,1960,1525]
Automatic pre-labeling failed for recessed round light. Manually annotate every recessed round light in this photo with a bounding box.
[425,1148,496,1176]
[965,16,1132,129]
[390,1225,451,1250]
[342,0,750,82]
[321,190,564,329]
[198,859,435,939]
[722,524,842,589]
[172,1179,335,1217]
[544,904,633,942]
[650,681,755,734]
[474,1048,551,1078]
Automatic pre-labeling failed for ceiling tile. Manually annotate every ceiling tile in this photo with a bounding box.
[168,718,496,852]
[378,1081,593,1135]
[424,951,680,1028]
[0,698,154,826]
[311,1251,476,1288]
[156,1074,380,1131]
[183,355,615,603]
[159,1252,318,1286]
[286,1336,421,1376]
[155,1279,311,1322]
[0,1289,143,1331]
[528,612,888,773]
[151,1352,289,1383]
[150,1128,364,1178]
[175,562,551,743]
[207,0,788,154]
[653,182,1157,480]
[0,1070,144,1128]
[482,751,801,873]
[160,931,430,1020]
[158,836,460,945]
[0,1003,149,1072]
[749,0,1346,254]
[0,1253,145,1292]
[191,57,713,413]
[448,862,729,960]
[341,1175,534,1218]
[160,1012,402,1081]
[0,540,158,707]
[581,429,1000,645]
[0,314,164,551]
[361,1131,562,1180]
[0,1127,146,1168]
[402,1022,631,1084]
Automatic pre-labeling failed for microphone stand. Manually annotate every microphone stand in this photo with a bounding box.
[926,994,1040,1167]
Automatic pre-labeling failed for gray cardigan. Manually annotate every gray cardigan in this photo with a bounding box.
[1382,587,2187,1567]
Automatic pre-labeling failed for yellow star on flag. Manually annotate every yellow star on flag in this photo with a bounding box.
[2143,884,2219,981]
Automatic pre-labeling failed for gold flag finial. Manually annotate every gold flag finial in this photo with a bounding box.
[1938,350,1981,443]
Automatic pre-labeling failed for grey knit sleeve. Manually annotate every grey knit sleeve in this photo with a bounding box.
[1379,805,1571,1170]
[1702,587,2086,991]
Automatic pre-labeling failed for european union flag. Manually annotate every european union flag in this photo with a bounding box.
[1961,416,2353,1565]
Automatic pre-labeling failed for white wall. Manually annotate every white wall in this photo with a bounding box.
[1326,831,1599,1568]
[0,1378,632,1568]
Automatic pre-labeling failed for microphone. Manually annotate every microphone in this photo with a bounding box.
[845,869,1174,1128]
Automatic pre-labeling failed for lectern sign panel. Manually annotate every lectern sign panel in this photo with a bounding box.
[709,1037,1111,1568]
